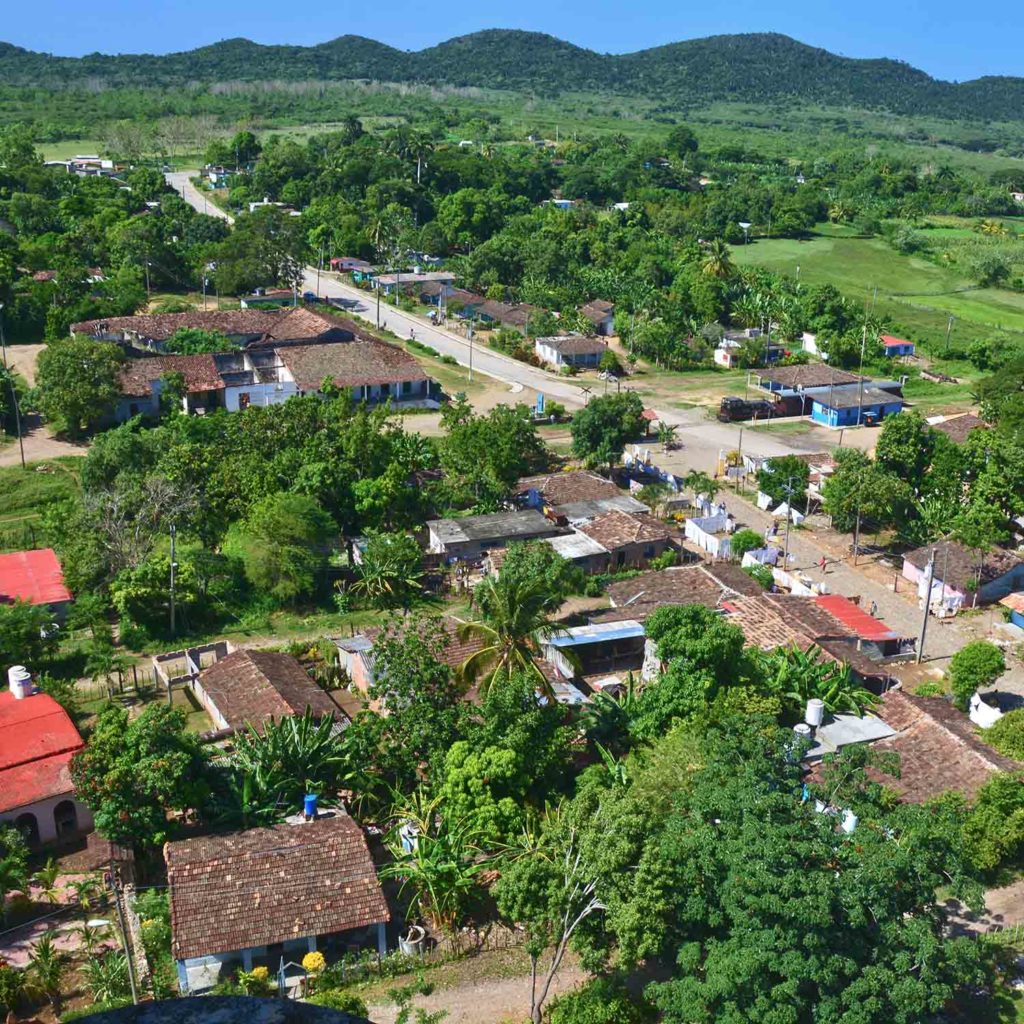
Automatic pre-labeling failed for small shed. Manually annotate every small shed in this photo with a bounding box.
[1000,592,1024,629]
[881,334,915,358]
[542,620,646,680]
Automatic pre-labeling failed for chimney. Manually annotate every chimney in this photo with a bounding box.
[8,666,32,700]
[804,699,825,729]
[303,793,319,821]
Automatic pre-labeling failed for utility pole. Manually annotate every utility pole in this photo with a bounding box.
[857,323,867,426]
[916,549,935,664]
[944,315,955,354]
[467,321,474,382]
[782,478,796,565]
[110,869,140,1005]
[0,302,7,367]
[169,524,177,637]
[315,242,323,298]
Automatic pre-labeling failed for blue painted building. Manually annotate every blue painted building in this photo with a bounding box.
[809,384,905,428]
[881,335,915,357]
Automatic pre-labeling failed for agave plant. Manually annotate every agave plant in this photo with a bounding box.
[231,707,348,810]
[82,951,131,1005]
[27,931,67,1011]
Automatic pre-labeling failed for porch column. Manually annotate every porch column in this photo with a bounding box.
[307,936,317,952]
[176,960,190,995]
[376,921,387,956]
[241,948,253,971]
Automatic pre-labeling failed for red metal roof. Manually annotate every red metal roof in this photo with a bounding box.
[813,594,899,642]
[0,548,72,606]
[0,691,84,811]
[881,334,912,348]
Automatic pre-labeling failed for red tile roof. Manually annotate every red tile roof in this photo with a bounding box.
[881,334,912,347]
[0,548,71,605]
[0,691,84,812]
[515,470,622,506]
[118,354,223,397]
[930,413,988,445]
[813,594,900,642]
[166,815,389,960]
[276,339,428,389]
[577,511,673,551]
[197,650,344,732]
[872,690,1017,802]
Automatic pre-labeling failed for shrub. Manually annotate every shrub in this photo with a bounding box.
[730,528,764,560]
[548,975,654,1024]
[307,990,370,1015]
[649,548,678,570]
[984,709,1024,760]
[59,997,133,1022]
[743,564,774,590]
[949,641,1006,711]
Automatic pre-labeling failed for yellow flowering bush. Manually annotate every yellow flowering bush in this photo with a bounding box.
[250,966,269,981]
[302,951,326,975]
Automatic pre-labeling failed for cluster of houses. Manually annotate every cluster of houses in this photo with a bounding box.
[70,308,440,422]
[744,364,907,428]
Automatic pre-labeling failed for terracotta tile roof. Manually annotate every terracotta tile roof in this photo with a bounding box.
[600,564,761,622]
[0,691,84,813]
[756,365,867,390]
[118,354,224,397]
[276,339,428,389]
[536,335,607,356]
[197,650,343,732]
[580,300,614,324]
[261,308,360,342]
[904,540,1023,594]
[73,310,286,341]
[0,548,71,605]
[477,300,539,326]
[930,413,988,445]
[872,690,1018,802]
[516,470,622,507]
[576,511,673,551]
[166,815,389,961]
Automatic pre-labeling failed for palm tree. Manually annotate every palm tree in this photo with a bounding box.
[456,574,567,700]
[685,470,719,504]
[32,858,62,905]
[701,239,734,280]
[28,931,67,1013]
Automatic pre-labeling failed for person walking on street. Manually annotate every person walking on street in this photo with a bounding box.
[818,556,827,574]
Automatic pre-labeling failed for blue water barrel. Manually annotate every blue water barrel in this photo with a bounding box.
[303,793,319,818]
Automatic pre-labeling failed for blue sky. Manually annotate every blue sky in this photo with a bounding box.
[3,0,1015,82]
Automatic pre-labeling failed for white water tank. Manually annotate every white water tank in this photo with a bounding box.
[841,809,859,834]
[792,723,812,741]
[805,699,825,728]
[8,665,32,699]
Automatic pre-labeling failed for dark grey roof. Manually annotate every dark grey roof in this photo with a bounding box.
[427,509,557,545]
[813,384,904,410]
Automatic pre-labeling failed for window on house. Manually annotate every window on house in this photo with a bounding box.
[616,551,626,567]
[129,403,140,417]
[380,383,390,397]
[643,545,656,558]
[402,380,413,395]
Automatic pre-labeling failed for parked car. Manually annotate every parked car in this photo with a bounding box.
[301,291,320,303]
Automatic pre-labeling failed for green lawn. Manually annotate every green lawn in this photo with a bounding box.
[731,225,1024,350]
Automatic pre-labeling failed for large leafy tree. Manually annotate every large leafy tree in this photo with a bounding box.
[70,704,212,850]
[570,392,646,470]
[0,599,60,667]
[875,410,935,493]
[224,491,334,603]
[352,531,423,610]
[36,336,124,438]
[560,721,994,1024]
[756,454,810,507]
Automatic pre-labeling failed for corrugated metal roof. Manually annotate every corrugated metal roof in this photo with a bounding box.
[546,620,645,647]
[814,595,899,641]
[0,548,72,605]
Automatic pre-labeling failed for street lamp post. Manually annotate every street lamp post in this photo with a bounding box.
[739,221,752,245]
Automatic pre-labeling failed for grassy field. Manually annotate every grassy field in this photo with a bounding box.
[0,457,83,551]
[731,223,1024,350]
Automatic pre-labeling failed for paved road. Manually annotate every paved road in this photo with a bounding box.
[166,171,235,224]
[165,169,847,454]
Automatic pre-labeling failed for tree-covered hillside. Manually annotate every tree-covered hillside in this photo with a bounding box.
[3,30,1024,122]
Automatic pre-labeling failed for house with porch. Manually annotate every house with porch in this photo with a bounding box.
[535,335,608,369]
[0,682,93,848]
[167,814,389,994]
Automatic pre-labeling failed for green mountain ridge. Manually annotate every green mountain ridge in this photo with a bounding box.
[1,29,1022,121]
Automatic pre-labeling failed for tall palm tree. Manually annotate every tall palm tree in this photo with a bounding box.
[456,574,567,700]
[701,239,735,280]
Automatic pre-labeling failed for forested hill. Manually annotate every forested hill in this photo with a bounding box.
[2,30,1023,121]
